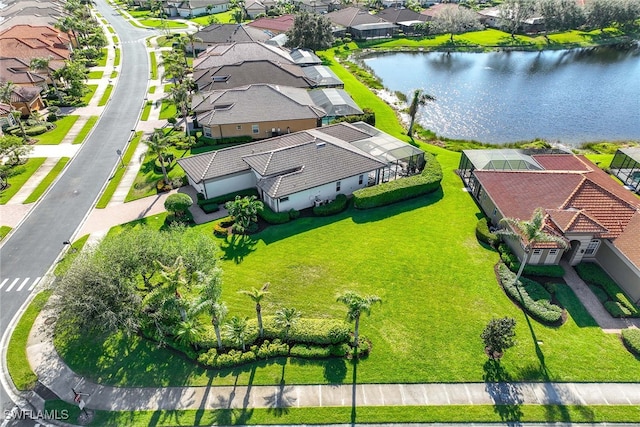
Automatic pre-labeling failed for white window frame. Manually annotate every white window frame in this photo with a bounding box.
[252,124,259,134]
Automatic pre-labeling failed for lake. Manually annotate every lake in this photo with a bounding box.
[362,46,640,145]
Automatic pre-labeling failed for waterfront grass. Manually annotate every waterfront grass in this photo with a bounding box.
[0,158,46,204]
[72,116,99,144]
[22,157,70,204]
[35,115,79,145]
[95,131,142,208]
[98,84,114,106]
[7,291,52,390]
[43,401,640,426]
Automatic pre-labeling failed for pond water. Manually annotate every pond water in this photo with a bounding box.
[362,46,640,145]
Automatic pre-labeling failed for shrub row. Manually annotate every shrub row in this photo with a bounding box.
[197,188,258,206]
[259,205,291,224]
[330,108,376,126]
[497,263,563,324]
[313,194,348,216]
[290,343,349,359]
[259,317,351,345]
[575,262,639,317]
[197,340,290,368]
[476,217,499,247]
[353,152,442,209]
[200,202,219,214]
[498,244,565,278]
[621,328,640,356]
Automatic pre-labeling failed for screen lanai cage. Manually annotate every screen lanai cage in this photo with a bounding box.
[610,148,640,194]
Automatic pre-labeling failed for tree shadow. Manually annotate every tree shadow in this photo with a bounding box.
[482,359,523,424]
[289,357,347,384]
[350,348,359,426]
[219,234,257,264]
[263,359,296,416]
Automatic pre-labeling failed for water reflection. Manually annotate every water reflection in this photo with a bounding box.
[363,46,640,145]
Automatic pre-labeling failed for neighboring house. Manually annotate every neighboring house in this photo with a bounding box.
[459,149,640,302]
[300,65,343,88]
[192,84,326,140]
[247,14,296,35]
[191,24,271,53]
[0,57,48,90]
[0,0,66,31]
[7,85,44,116]
[325,7,397,39]
[477,6,544,33]
[610,148,640,194]
[292,0,337,13]
[0,102,18,130]
[165,0,229,17]
[376,7,428,34]
[308,88,363,123]
[421,3,463,19]
[0,25,71,71]
[244,0,277,18]
[178,121,424,212]
[193,42,321,70]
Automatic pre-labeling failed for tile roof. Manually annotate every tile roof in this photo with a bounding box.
[421,3,462,18]
[613,212,640,269]
[546,209,608,234]
[0,24,71,48]
[0,57,47,85]
[326,7,384,27]
[192,84,325,126]
[194,60,314,91]
[531,154,593,171]
[193,42,294,70]
[194,23,271,44]
[247,14,295,33]
[376,8,428,24]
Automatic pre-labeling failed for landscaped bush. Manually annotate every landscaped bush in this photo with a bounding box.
[197,340,290,369]
[290,344,333,359]
[497,263,564,324]
[621,328,640,356]
[605,301,632,318]
[288,209,300,220]
[313,194,348,216]
[213,221,228,237]
[353,152,442,209]
[498,243,565,278]
[476,217,499,247]
[575,262,639,317]
[258,205,290,224]
[589,284,609,303]
[331,108,376,126]
[25,126,47,136]
[261,317,351,345]
[198,188,258,206]
[200,202,219,214]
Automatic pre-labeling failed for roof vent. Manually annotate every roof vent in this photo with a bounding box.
[316,141,326,148]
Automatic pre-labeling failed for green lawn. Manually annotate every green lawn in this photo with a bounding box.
[83,84,99,105]
[96,132,142,208]
[163,83,174,93]
[148,85,156,94]
[98,84,114,106]
[0,158,46,204]
[22,157,70,204]
[0,225,12,240]
[35,115,79,145]
[114,48,121,67]
[150,52,157,79]
[139,18,188,29]
[97,49,108,67]
[141,101,152,121]
[124,145,186,202]
[72,116,99,144]
[159,100,177,119]
[190,10,235,25]
[111,70,118,78]
[54,235,90,278]
[87,70,104,79]
[7,291,52,390]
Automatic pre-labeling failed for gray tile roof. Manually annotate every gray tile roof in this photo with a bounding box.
[194,23,270,44]
[194,60,314,91]
[193,42,294,70]
[376,8,428,24]
[192,84,325,126]
[325,7,384,27]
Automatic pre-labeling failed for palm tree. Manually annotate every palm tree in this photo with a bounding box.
[174,299,207,350]
[336,291,381,347]
[274,307,301,343]
[498,207,569,286]
[224,195,264,234]
[239,282,269,338]
[181,32,203,60]
[224,316,250,351]
[198,270,227,349]
[144,129,171,184]
[169,81,191,137]
[407,89,435,138]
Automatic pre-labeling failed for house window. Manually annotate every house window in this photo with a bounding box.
[236,125,242,130]
[203,126,211,137]
[533,249,542,255]
[358,175,363,185]
[252,124,259,134]
[279,196,289,202]
[585,239,600,255]
[549,249,558,256]
[336,181,341,191]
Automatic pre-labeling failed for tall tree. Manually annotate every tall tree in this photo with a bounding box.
[144,129,171,184]
[499,0,536,38]
[498,207,569,286]
[163,50,188,83]
[285,12,334,51]
[481,317,517,360]
[174,299,207,350]
[181,32,203,59]
[407,89,435,137]
[169,80,192,137]
[433,5,481,42]
[198,267,226,349]
[239,282,270,338]
[224,316,250,351]
[536,0,584,36]
[336,291,381,347]
[274,307,301,343]
[224,195,264,234]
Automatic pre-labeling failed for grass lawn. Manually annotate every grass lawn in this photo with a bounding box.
[83,84,99,105]
[139,18,188,29]
[111,70,118,78]
[7,291,52,390]
[0,158,46,205]
[97,49,108,67]
[96,131,142,208]
[98,84,114,106]
[0,225,12,240]
[141,101,152,121]
[114,48,121,67]
[164,83,174,92]
[22,157,70,204]
[150,52,157,79]
[149,86,156,94]
[108,26,116,34]
[87,70,104,79]
[72,116,99,144]
[113,36,119,44]
[190,11,234,25]
[43,401,640,426]
[124,145,186,202]
[54,235,90,278]
[35,115,79,145]
[159,100,177,119]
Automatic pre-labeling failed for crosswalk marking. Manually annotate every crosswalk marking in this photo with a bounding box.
[29,276,41,291]
[0,278,7,290]
[5,278,19,292]
[16,277,30,292]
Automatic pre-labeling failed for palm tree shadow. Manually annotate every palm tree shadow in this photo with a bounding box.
[264,360,296,416]
[220,234,257,264]
[351,348,359,426]
[482,359,523,424]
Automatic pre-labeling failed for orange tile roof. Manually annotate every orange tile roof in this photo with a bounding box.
[613,212,640,269]
[532,154,593,171]
[0,25,71,47]
[547,209,609,234]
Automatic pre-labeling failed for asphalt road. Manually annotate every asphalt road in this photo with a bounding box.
[1,0,153,419]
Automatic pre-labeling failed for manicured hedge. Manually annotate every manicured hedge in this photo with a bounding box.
[498,243,565,278]
[313,194,348,216]
[353,152,442,209]
[497,263,564,324]
[575,262,639,318]
[621,328,640,356]
[200,202,219,214]
[197,188,258,206]
[259,205,290,224]
[476,217,499,247]
[260,317,351,345]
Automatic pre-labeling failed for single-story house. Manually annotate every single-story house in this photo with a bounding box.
[5,85,44,117]
[0,2,67,31]
[610,148,640,194]
[459,149,640,303]
[0,25,71,70]
[193,42,319,71]
[244,0,277,18]
[0,57,48,90]
[376,8,429,35]
[192,84,326,140]
[291,0,338,13]
[191,24,271,53]
[178,121,424,212]
[164,0,229,17]
[247,14,296,35]
[477,6,544,33]
[325,7,397,40]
